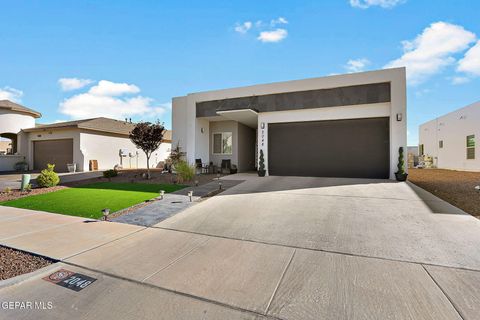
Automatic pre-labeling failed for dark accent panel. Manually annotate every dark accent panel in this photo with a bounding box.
[268,118,390,179]
[33,139,74,173]
[196,82,391,117]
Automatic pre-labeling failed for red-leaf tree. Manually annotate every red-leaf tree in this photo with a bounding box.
[129,121,166,179]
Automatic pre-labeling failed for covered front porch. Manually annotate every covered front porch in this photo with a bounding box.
[195,109,258,174]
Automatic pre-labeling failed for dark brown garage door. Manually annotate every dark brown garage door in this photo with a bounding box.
[34,139,73,173]
[268,117,390,179]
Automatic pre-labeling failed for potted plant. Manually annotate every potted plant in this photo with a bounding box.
[258,149,266,177]
[395,146,408,181]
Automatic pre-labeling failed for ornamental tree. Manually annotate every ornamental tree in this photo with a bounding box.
[129,121,166,179]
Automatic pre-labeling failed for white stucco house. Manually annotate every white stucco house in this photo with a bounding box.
[0,100,171,172]
[172,68,407,179]
[419,101,479,171]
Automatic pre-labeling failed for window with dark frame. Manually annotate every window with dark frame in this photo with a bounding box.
[213,132,233,155]
[466,135,475,160]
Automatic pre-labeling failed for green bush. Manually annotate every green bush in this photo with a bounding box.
[103,169,118,179]
[14,161,28,172]
[175,160,195,183]
[36,164,60,188]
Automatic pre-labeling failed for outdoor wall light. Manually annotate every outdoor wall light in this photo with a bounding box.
[396,113,403,121]
[188,191,193,202]
[159,190,165,199]
[201,127,205,133]
[102,208,110,221]
[261,122,265,129]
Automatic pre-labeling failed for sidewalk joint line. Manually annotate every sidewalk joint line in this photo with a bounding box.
[63,260,282,320]
[264,248,296,315]
[153,225,480,273]
[62,225,147,261]
[141,237,211,282]
[421,265,466,320]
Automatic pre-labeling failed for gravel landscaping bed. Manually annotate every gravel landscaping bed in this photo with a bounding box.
[409,168,480,218]
[64,170,220,188]
[0,186,67,202]
[0,246,53,280]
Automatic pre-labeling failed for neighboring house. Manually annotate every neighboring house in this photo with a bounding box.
[407,146,419,168]
[0,100,171,172]
[419,101,480,171]
[172,68,406,179]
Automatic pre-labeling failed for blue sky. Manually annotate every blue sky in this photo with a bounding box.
[1,0,479,145]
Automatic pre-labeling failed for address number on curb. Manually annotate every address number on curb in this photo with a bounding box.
[43,269,97,292]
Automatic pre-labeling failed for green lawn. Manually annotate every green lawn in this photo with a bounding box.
[0,182,187,219]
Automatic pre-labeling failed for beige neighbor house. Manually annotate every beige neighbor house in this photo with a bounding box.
[0,100,171,172]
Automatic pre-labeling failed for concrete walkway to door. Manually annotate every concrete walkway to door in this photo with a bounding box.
[1,174,480,320]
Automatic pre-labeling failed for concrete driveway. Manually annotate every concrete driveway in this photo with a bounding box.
[1,174,480,319]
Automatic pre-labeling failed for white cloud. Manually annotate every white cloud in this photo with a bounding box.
[457,40,480,76]
[344,58,370,73]
[451,76,470,85]
[257,29,288,43]
[350,0,405,9]
[59,80,166,120]
[0,86,23,102]
[89,80,140,96]
[271,17,288,26]
[384,22,476,84]
[58,78,94,91]
[235,21,252,34]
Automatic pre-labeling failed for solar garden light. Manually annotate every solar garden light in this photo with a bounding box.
[102,208,110,221]
[218,181,222,190]
[188,191,193,202]
[159,190,165,199]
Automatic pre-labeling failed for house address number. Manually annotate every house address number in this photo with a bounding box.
[43,269,97,292]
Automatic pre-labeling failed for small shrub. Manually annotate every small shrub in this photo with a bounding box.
[36,164,60,188]
[175,160,195,183]
[4,187,12,194]
[103,169,118,179]
[25,183,32,192]
[14,161,28,172]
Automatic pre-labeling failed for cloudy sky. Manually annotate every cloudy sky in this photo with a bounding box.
[1,0,479,144]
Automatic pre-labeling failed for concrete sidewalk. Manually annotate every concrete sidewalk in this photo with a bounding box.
[1,176,480,319]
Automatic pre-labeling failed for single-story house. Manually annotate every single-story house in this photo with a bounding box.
[0,100,171,172]
[172,68,406,179]
[419,101,479,171]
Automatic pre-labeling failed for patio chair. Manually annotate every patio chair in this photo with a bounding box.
[195,159,208,174]
[221,159,232,174]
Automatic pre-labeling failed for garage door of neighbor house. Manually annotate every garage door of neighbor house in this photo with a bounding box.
[268,117,390,179]
[34,139,73,173]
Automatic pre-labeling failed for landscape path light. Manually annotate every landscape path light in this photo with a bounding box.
[159,190,165,200]
[218,181,222,190]
[188,191,193,202]
[102,208,110,221]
